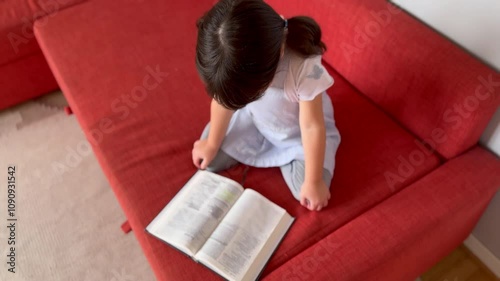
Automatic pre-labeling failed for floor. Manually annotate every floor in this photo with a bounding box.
[0,92,155,281]
[422,245,499,281]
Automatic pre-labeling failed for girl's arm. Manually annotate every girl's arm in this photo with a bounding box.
[192,99,234,169]
[299,94,330,211]
[207,98,234,148]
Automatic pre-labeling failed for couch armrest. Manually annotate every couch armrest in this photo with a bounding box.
[264,146,500,281]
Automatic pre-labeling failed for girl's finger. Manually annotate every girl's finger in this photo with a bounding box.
[192,152,201,168]
[309,202,318,211]
[300,197,308,207]
[200,158,207,170]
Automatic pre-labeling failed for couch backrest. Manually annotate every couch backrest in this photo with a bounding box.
[0,0,86,65]
[268,0,500,159]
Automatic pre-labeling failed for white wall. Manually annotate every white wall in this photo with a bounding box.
[481,107,500,156]
[392,0,500,268]
[391,0,500,71]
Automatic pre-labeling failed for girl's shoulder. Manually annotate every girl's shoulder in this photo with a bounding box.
[284,50,334,102]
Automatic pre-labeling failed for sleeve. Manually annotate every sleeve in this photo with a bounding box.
[286,55,334,102]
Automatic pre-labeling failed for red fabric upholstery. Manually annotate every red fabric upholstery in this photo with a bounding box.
[0,52,58,109]
[34,0,444,279]
[267,0,500,159]
[0,0,84,110]
[0,0,84,65]
[0,27,40,66]
[266,146,500,281]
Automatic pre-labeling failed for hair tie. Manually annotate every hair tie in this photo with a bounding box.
[284,19,288,29]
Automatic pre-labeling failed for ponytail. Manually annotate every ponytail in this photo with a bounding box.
[285,16,326,57]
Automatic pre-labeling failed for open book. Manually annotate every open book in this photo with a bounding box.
[146,170,294,281]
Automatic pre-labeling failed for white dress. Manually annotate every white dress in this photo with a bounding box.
[219,49,341,175]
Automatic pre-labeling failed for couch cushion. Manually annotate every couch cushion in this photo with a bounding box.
[34,0,441,280]
[0,0,84,66]
[0,52,58,109]
[267,0,500,160]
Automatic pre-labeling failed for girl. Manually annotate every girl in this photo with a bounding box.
[192,0,340,211]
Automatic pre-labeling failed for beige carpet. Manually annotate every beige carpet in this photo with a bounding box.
[0,92,156,281]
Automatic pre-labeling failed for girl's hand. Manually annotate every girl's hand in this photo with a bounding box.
[192,139,218,170]
[300,180,331,211]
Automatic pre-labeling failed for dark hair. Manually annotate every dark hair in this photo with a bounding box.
[195,0,326,110]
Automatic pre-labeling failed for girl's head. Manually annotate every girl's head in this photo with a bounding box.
[196,0,326,110]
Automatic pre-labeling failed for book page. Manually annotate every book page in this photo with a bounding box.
[195,189,293,281]
[146,171,244,256]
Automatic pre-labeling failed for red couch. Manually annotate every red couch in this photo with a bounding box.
[0,0,84,110]
[33,0,500,280]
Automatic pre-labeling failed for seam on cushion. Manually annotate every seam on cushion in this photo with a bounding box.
[0,49,44,68]
[0,0,88,67]
[0,0,87,31]
[33,0,89,28]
